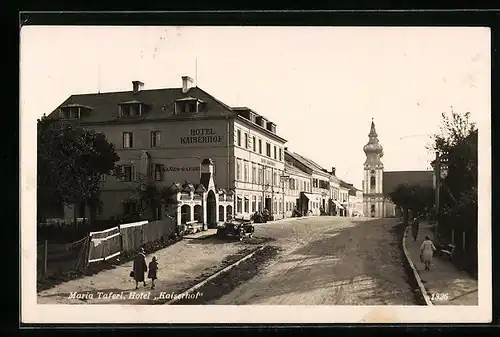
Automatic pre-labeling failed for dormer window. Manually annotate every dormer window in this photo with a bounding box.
[118,100,145,118]
[174,97,207,114]
[59,104,91,120]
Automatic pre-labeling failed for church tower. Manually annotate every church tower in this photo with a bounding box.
[362,119,385,217]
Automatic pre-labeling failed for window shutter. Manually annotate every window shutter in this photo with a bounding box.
[149,164,154,179]
[130,133,134,148]
[160,165,164,180]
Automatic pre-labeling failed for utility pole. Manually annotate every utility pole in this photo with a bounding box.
[434,151,441,240]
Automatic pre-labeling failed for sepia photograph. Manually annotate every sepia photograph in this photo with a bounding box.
[20,25,491,323]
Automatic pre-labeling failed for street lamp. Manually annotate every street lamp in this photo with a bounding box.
[432,151,449,240]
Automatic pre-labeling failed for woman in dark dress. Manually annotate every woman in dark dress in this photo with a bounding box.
[132,247,148,289]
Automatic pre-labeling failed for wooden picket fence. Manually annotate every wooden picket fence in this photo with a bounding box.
[85,218,176,265]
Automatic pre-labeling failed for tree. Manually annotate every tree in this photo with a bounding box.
[124,173,162,220]
[37,115,120,222]
[430,108,478,274]
[429,108,477,220]
[124,174,180,221]
[389,183,434,226]
[429,107,477,154]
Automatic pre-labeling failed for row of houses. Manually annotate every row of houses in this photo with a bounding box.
[46,76,363,225]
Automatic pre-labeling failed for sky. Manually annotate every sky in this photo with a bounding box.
[20,26,490,188]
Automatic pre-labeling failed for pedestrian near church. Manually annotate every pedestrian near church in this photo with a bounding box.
[420,235,437,271]
[411,216,420,241]
[148,256,158,289]
[131,247,148,289]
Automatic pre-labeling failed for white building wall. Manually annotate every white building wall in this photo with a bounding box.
[233,120,286,219]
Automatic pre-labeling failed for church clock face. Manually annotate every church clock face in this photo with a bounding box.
[370,169,375,174]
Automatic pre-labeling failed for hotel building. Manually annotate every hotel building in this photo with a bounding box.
[46,76,286,222]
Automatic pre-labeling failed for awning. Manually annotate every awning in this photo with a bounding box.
[301,193,315,201]
[332,200,344,209]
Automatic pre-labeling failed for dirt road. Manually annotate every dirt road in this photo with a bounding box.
[212,216,416,305]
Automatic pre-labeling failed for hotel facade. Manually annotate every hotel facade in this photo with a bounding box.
[46,76,360,223]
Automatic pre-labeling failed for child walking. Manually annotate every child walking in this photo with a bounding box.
[148,256,158,289]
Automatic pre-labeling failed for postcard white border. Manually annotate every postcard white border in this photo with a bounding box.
[20,26,492,324]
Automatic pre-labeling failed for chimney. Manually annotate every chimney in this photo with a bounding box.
[331,167,336,176]
[132,81,144,94]
[182,76,194,94]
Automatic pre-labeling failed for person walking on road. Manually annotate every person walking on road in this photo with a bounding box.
[148,256,158,290]
[132,247,148,289]
[420,235,437,271]
[411,216,420,241]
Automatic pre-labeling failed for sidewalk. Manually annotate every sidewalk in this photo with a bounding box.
[37,233,245,305]
[404,222,478,305]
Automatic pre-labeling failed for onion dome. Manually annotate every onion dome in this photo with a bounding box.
[363,120,384,157]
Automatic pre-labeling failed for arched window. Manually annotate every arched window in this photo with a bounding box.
[370,176,376,188]
[219,205,225,222]
[194,205,203,222]
[226,205,233,221]
[181,205,191,224]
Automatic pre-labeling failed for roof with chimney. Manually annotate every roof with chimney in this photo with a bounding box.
[382,170,434,198]
[47,85,239,123]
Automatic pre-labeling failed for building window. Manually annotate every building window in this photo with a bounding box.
[100,174,106,182]
[175,100,197,114]
[59,107,82,119]
[244,162,249,182]
[252,165,256,184]
[153,164,164,181]
[120,165,133,182]
[95,203,103,216]
[253,137,256,151]
[237,197,242,213]
[274,172,278,186]
[260,166,264,184]
[259,139,262,154]
[273,201,277,214]
[258,196,262,212]
[279,148,282,161]
[370,176,376,188]
[119,103,143,117]
[236,160,241,181]
[274,146,277,160]
[252,196,256,212]
[313,179,318,188]
[266,143,271,157]
[244,197,249,213]
[124,201,137,215]
[265,168,270,185]
[123,132,133,148]
[245,133,249,149]
[151,131,161,148]
[237,130,241,146]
